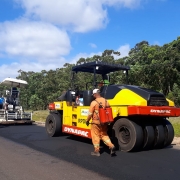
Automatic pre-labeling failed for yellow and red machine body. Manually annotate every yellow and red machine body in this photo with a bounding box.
[46,61,180,152]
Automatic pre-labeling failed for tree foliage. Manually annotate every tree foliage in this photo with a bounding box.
[1,37,180,110]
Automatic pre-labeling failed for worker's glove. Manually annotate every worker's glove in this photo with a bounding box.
[86,121,90,126]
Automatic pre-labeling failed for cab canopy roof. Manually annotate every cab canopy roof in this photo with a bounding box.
[0,78,28,87]
[72,61,130,74]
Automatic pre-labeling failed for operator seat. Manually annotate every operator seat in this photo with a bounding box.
[11,87,19,107]
[83,90,93,106]
[57,91,67,101]
[100,85,108,98]
[100,85,110,98]
[66,90,76,105]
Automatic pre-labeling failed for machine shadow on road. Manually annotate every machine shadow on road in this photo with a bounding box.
[66,134,117,155]
[0,123,180,180]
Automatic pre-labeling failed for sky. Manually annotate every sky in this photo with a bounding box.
[0,0,180,82]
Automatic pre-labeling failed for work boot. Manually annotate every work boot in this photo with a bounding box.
[91,151,100,157]
[110,147,116,157]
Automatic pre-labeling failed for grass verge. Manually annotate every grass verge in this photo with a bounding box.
[32,110,49,122]
[31,110,180,137]
[169,117,180,137]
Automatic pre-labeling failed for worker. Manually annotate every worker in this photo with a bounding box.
[98,74,110,88]
[102,74,110,85]
[86,89,116,157]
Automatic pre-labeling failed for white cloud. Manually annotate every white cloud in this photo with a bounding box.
[0,52,104,81]
[89,43,97,48]
[0,44,130,82]
[15,0,142,32]
[117,44,130,58]
[69,52,102,65]
[0,60,66,82]
[153,41,161,46]
[102,0,142,8]
[15,0,107,32]
[69,44,130,65]
[0,19,71,61]
[0,0,139,81]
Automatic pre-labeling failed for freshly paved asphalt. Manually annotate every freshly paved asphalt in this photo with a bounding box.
[0,123,180,180]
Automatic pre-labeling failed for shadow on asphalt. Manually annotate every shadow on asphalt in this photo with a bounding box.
[66,134,115,155]
[0,123,180,180]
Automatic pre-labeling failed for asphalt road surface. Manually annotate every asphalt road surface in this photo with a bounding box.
[0,123,180,180]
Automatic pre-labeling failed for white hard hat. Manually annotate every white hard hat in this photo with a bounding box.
[92,89,100,95]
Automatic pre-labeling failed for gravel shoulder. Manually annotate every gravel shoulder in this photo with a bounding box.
[172,137,180,146]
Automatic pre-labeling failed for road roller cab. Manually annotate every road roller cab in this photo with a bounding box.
[45,61,180,152]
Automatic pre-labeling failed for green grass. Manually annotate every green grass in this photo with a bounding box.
[169,117,180,137]
[31,110,180,137]
[32,110,49,122]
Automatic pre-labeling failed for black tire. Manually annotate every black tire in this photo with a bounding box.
[113,118,143,152]
[45,113,62,137]
[153,124,165,149]
[143,125,155,150]
[163,119,174,147]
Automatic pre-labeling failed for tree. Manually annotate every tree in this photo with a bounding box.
[13,37,180,108]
